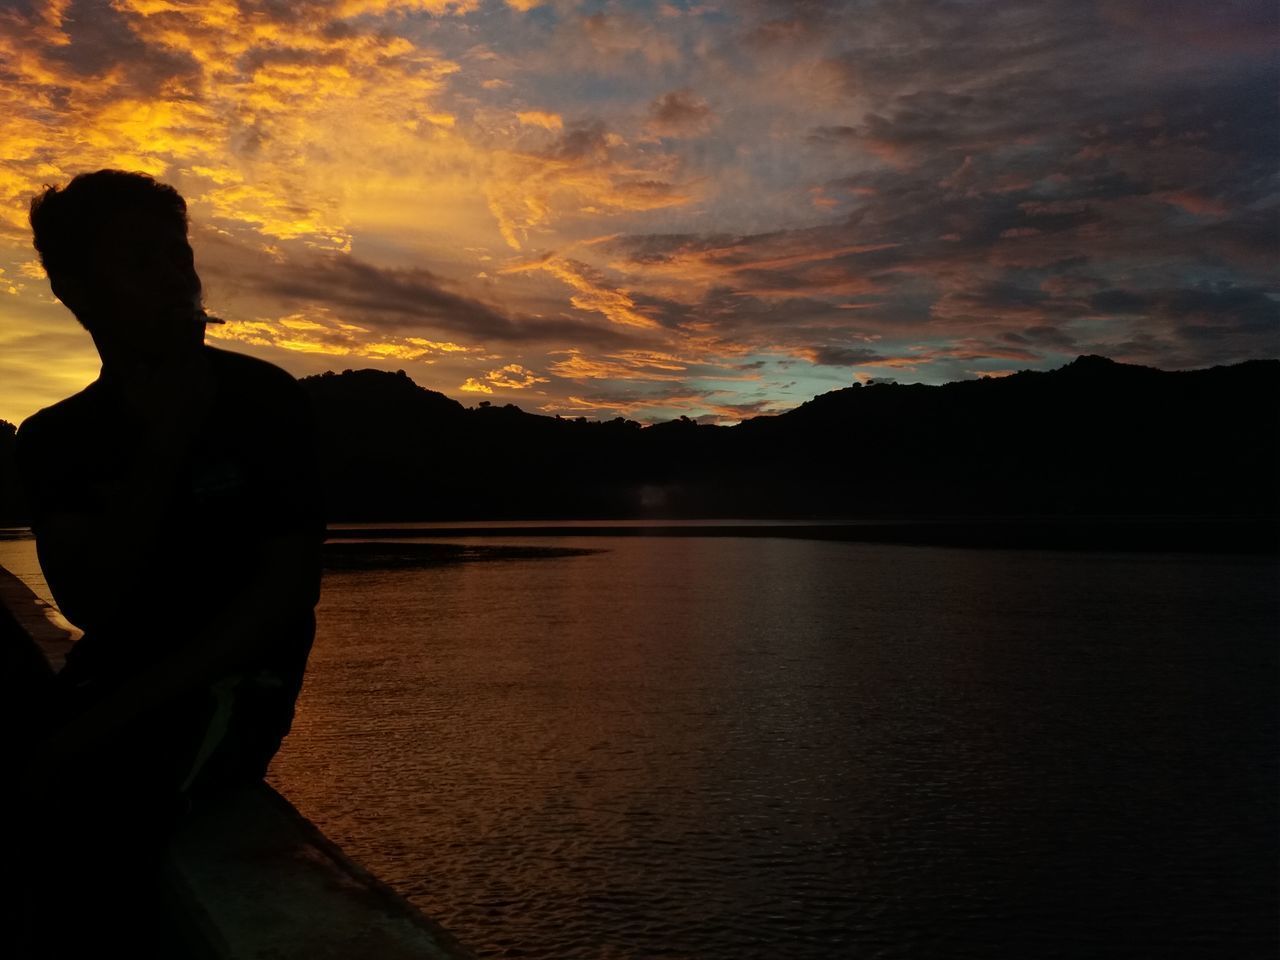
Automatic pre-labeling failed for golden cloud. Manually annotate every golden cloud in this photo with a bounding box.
[548,348,685,382]
[505,257,659,329]
[207,311,474,361]
[540,389,773,425]
[517,110,564,132]
[0,0,463,255]
[484,363,549,389]
[483,132,691,250]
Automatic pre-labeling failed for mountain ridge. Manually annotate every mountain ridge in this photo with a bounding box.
[290,355,1277,521]
[1,355,1275,525]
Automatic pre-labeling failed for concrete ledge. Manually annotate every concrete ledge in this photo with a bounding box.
[0,560,75,669]
[164,783,475,960]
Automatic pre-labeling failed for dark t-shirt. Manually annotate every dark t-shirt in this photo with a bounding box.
[16,345,325,790]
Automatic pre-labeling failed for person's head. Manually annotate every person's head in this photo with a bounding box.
[29,169,205,363]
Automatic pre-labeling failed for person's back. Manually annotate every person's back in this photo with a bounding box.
[9,169,324,957]
[17,344,324,789]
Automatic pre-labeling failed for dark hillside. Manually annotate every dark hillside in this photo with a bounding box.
[300,356,1279,521]
[0,357,1274,526]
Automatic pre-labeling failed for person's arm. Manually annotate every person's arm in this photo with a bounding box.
[20,529,320,790]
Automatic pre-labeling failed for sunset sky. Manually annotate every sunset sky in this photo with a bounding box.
[1,0,1276,425]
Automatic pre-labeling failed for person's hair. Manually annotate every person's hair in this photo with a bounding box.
[29,169,192,312]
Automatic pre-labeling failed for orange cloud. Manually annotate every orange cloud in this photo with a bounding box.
[549,349,686,382]
[207,311,474,362]
[607,237,899,304]
[484,159,690,250]
[540,389,780,425]
[335,0,479,15]
[0,1,465,255]
[1155,190,1229,217]
[484,363,549,389]
[506,257,660,329]
[517,110,564,132]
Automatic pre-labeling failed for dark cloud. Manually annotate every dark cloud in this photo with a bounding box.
[1195,211,1280,271]
[44,0,200,93]
[627,289,700,331]
[857,88,1066,157]
[806,125,856,146]
[1100,0,1278,53]
[239,44,352,72]
[1089,289,1148,315]
[1003,325,1079,350]
[807,345,888,366]
[605,1,1276,373]
[550,120,610,161]
[806,2,1276,211]
[647,89,713,136]
[201,238,632,347]
[236,0,320,23]
[741,1,844,50]
[612,179,683,204]
[1090,285,1280,332]
[0,0,50,19]
[932,278,1056,317]
[606,231,742,265]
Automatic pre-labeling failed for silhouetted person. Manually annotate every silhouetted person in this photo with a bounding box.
[7,170,324,956]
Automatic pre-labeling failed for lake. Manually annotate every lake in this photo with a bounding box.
[3,531,1277,958]
[276,533,1277,959]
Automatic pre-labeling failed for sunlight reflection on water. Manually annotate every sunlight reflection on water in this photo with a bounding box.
[267,538,1278,959]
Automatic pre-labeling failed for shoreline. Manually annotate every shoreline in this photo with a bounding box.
[7,516,1277,555]
[323,516,1279,556]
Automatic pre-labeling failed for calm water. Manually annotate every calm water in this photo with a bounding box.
[267,537,1276,959]
[4,533,1277,958]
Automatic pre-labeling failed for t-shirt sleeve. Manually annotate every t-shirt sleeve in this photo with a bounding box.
[15,411,66,531]
[14,416,44,526]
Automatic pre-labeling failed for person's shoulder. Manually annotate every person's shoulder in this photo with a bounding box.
[205,345,312,416]
[16,384,102,455]
[205,345,302,394]
[204,346,315,438]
